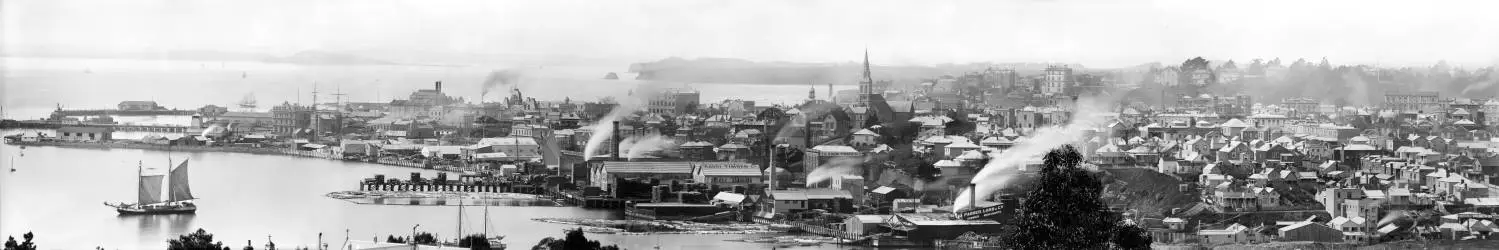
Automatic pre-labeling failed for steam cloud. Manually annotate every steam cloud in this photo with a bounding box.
[618,134,678,160]
[582,83,666,161]
[954,97,1112,211]
[805,157,865,187]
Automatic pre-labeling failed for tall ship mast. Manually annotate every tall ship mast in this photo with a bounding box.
[105,158,197,214]
[238,93,259,111]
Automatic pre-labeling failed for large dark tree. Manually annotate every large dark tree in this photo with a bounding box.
[994,146,1151,249]
[458,234,493,250]
[167,229,227,250]
[3,232,35,250]
[532,228,620,250]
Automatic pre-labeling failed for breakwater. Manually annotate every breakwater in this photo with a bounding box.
[4,141,461,172]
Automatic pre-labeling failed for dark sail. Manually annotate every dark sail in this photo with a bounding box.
[139,175,164,205]
[167,160,195,202]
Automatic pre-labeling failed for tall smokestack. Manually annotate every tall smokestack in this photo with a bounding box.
[435,81,443,93]
[612,121,621,161]
[969,183,977,211]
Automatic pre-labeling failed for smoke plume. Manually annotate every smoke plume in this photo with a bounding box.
[480,70,523,96]
[954,97,1112,211]
[618,134,678,160]
[582,83,666,161]
[805,157,866,187]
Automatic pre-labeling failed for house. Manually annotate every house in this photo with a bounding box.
[1279,220,1344,242]
[58,126,113,142]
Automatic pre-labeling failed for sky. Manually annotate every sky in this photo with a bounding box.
[4,0,1498,68]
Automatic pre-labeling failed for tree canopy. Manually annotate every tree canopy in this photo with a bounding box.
[167,229,227,250]
[994,146,1151,249]
[532,228,620,250]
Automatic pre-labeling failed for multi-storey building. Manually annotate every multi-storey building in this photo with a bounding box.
[270,102,313,135]
[1156,67,1181,86]
[1043,65,1074,95]
[1281,98,1321,117]
[648,88,701,116]
[1383,91,1444,113]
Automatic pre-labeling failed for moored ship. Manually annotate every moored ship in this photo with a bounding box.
[106,158,197,215]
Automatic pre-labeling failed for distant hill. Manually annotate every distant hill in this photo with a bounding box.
[264,51,395,65]
[628,57,1087,85]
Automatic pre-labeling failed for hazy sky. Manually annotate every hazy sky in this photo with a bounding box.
[5,0,1498,68]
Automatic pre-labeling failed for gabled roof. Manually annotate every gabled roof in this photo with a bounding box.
[600,161,694,174]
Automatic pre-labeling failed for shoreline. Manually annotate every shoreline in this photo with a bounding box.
[4,141,468,173]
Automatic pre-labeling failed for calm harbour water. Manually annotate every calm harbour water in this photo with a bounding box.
[0,140,844,250]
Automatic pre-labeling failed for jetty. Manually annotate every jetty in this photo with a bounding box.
[50,109,197,117]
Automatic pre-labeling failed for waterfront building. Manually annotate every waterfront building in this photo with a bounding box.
[270,102,313,135]
[692,162,763,187]
[589,161,695,193]
[117,101,161,111]
[470,137,542,162]
[1278,220,1343,242]
[57,126,113,142]
[388,81,466,120]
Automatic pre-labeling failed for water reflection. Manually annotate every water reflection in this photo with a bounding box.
[119,213,196,247]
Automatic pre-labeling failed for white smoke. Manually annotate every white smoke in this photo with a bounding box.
[805,157,865,187]
[954,97,1112,211]
[618,134,677,160]
[582,83,665,161]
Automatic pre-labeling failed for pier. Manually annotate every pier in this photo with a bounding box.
[50,109,197,117]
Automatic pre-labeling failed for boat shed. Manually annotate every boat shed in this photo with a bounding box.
[886,213,1005,245]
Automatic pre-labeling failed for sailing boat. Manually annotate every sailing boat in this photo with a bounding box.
[105,159,197,214]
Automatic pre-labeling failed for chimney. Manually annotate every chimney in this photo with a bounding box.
[612,121,621,161]
[435,81,443,93]
[969,183,977,211]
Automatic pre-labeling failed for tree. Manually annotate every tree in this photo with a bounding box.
[385,235,405,244]
[3,232,35,250]
[168,229,226,250]
[532,228,620,250]
[458,234,493,250]
[413,232,436,245]
[994,146,1151,249]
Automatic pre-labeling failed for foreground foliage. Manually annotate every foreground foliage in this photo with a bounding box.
[994,145,1153,249]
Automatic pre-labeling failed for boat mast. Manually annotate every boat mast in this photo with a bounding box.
[483,202,489,237]
[457,200,463,243]
[136,161,143,206]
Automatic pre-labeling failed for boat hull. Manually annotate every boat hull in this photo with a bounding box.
[108,203,197,215]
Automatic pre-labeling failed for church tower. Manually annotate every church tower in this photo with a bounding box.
[857,50,873,108]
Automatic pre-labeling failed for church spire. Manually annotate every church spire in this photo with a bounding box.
[862,49,872,83]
